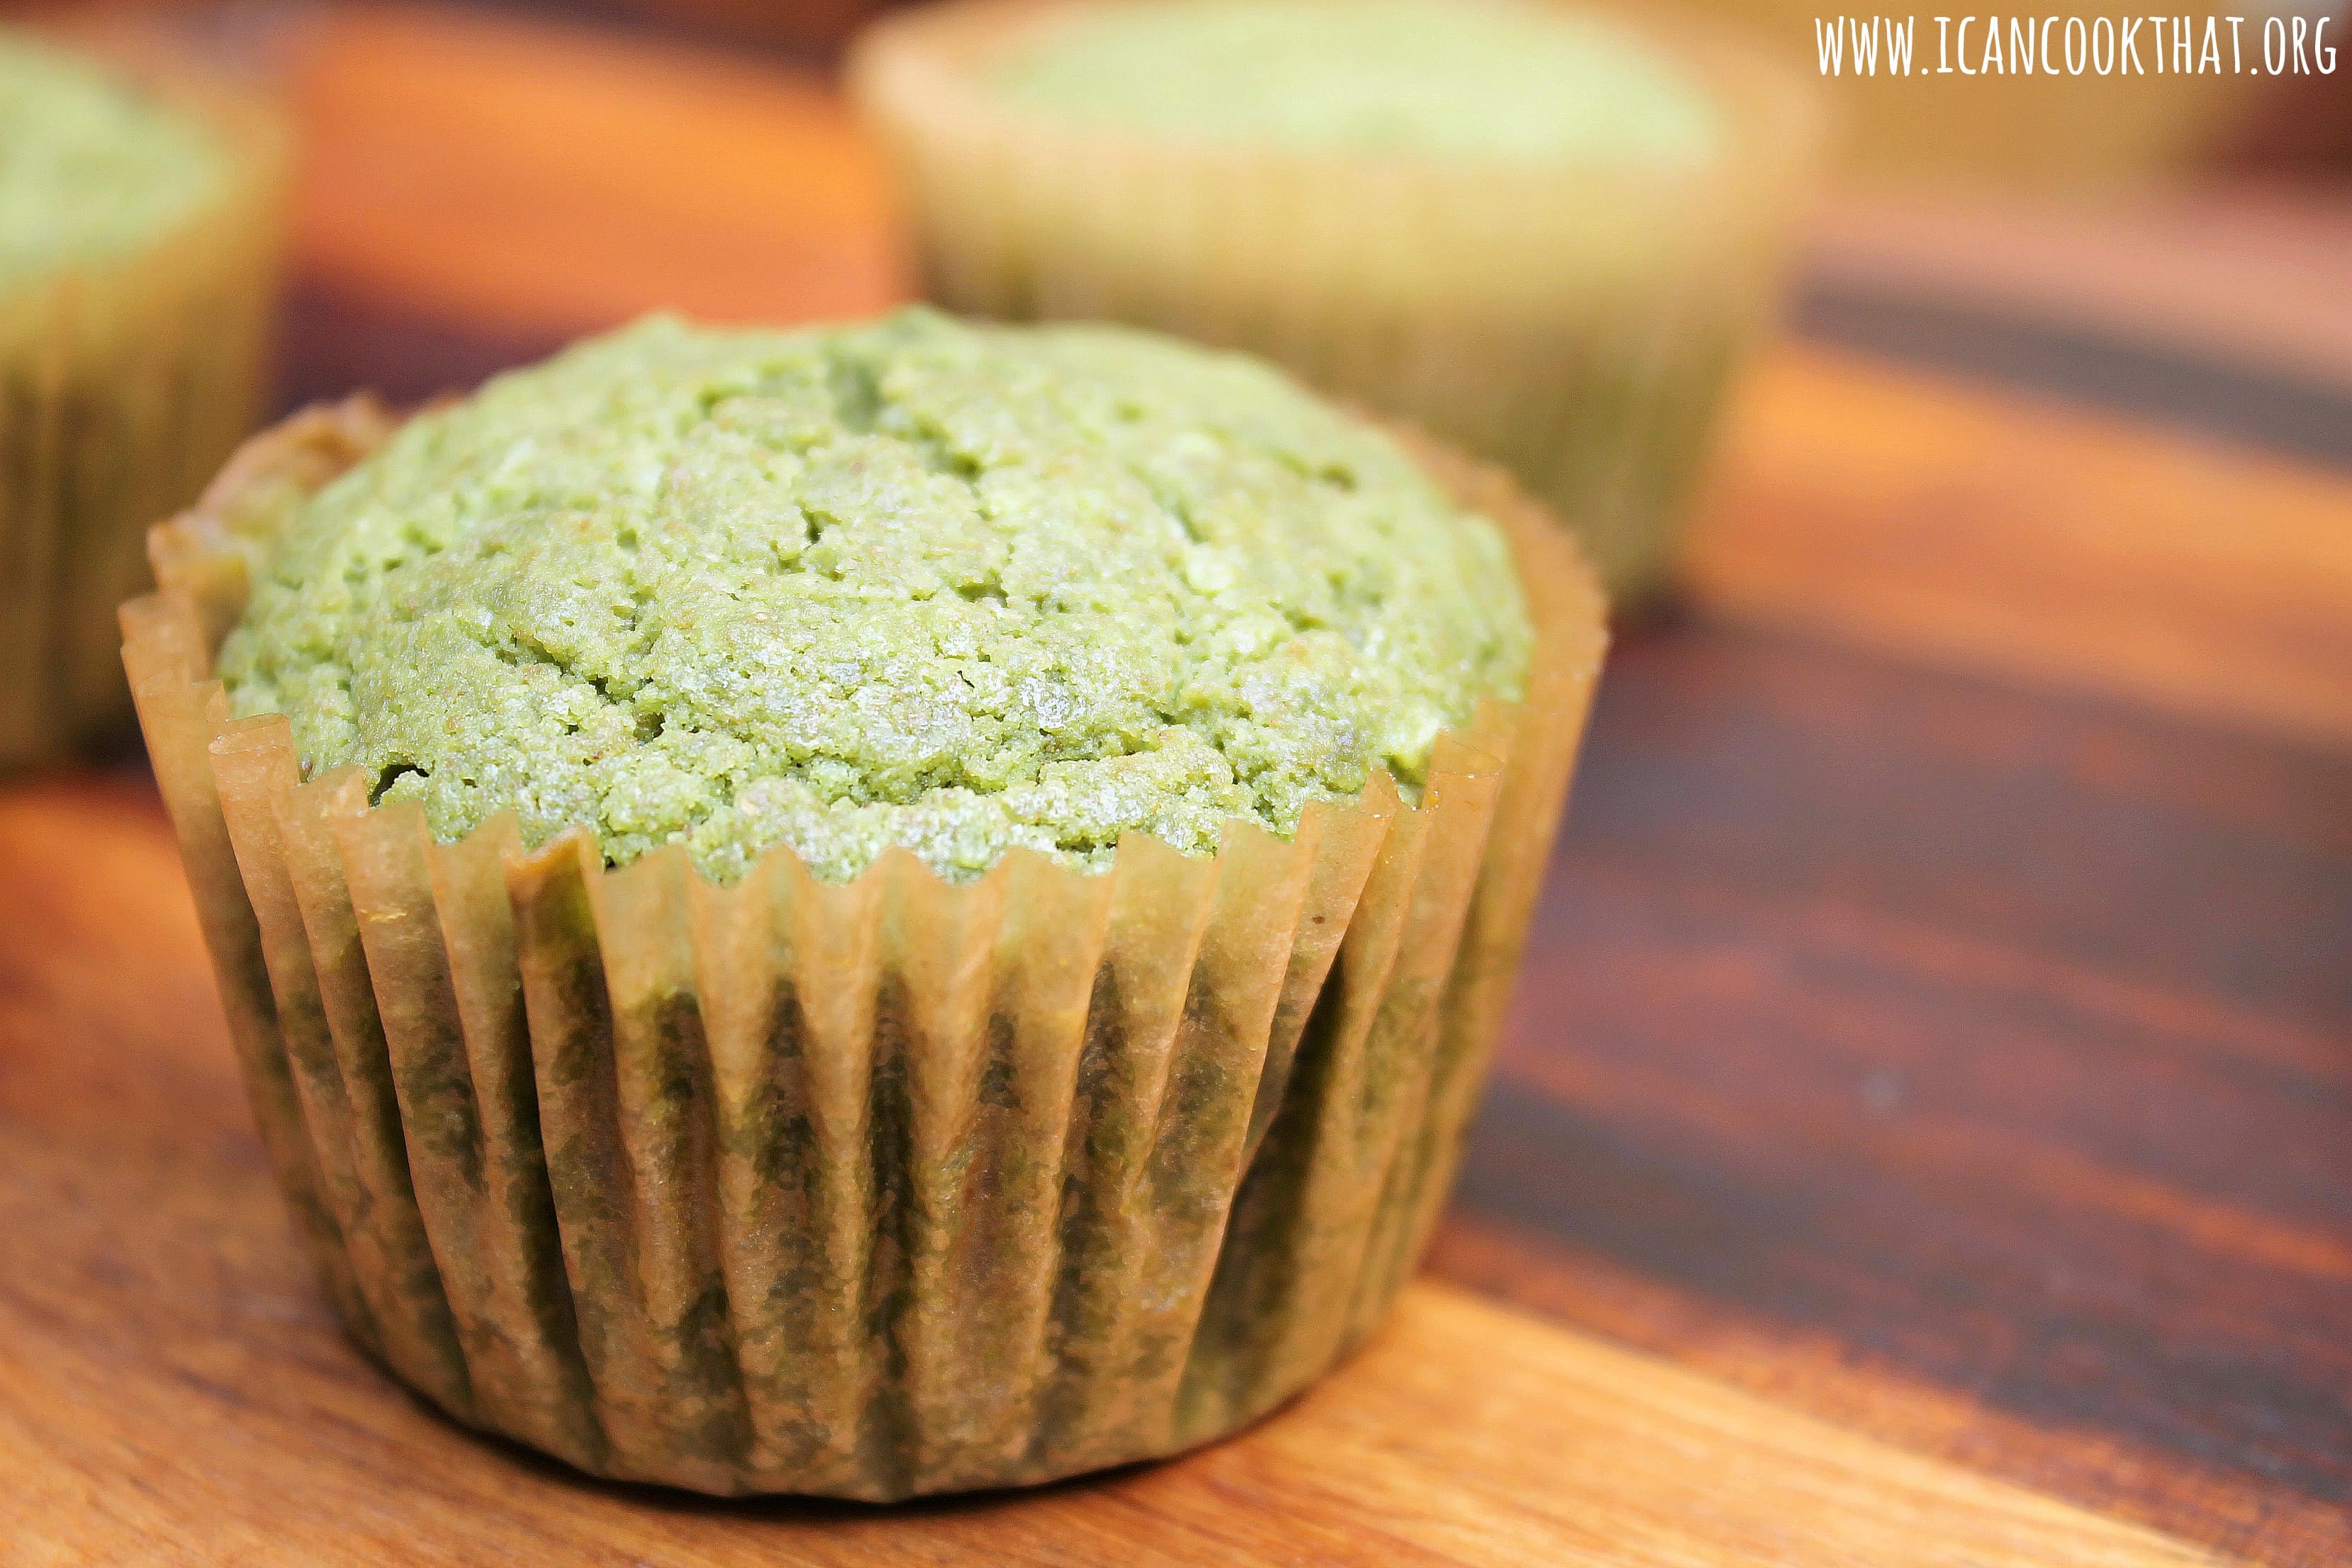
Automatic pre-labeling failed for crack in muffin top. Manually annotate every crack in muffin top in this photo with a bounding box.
[218,309,1532,883]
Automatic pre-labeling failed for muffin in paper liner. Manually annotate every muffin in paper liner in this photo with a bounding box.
[848,0,1818,606]
[1,35,289,768]
[122,398,1606,1499]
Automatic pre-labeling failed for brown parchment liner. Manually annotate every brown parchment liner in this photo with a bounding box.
[122,398,1606,1499]
[0,36,289,768]
[848,0,1820,605]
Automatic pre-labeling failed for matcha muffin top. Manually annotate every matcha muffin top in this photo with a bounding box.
[218,310,1532,884]
[0,30,227,291]
[987,0,1715,166]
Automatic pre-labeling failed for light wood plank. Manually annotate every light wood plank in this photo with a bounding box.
[290,4,905,331]
[0,1185,2242,1568]
[1810,188,2352,392]
[1689,345,2352,749]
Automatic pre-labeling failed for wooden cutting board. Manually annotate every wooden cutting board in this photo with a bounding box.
[3,6,2346,1564]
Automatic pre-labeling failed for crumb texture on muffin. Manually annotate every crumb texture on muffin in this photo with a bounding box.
[218,310,1532,883]
[0,30,225,287]
[985,0,1716,164]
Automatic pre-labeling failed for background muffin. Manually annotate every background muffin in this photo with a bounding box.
[850,0,1819,603]
[0,27,286,767]
[124,310,1605,1496]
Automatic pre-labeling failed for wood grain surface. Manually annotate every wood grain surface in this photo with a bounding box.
[3,4,2348,1564]
[1808,187,2352,395]
[1685,347,2352,748]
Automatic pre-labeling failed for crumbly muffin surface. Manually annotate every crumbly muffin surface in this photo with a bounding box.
[988,0,1715,165]
[220,310,1531,883]
[0,31,225,288]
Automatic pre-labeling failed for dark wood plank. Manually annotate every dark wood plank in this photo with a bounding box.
[1550,620,2351,1042]
[1425,620,2352,1563]
[273,278,573,414]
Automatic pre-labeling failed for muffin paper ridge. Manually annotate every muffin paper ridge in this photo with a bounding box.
[122,400,1605,1498]
[1,45,289,766]
[849,0,1819,603]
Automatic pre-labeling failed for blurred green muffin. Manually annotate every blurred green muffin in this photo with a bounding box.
[1,28,286,765]
[853,0,1818,605]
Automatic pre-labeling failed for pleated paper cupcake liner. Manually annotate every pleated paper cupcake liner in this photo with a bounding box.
[849,0,1819,604]
[0,45,287,768]
[122,401,1606,1499]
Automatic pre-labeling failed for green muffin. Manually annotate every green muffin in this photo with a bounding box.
[1,27,286,766]
[0,33,229,288]
[853,0,1818,603]
[218,310,1530,883]
[125,311,1603,1499]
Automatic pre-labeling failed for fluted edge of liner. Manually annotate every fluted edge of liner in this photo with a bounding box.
[121,395,1606,1499]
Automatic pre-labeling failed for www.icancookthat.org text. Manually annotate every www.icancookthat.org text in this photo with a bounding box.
[1815,12,2337,74]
